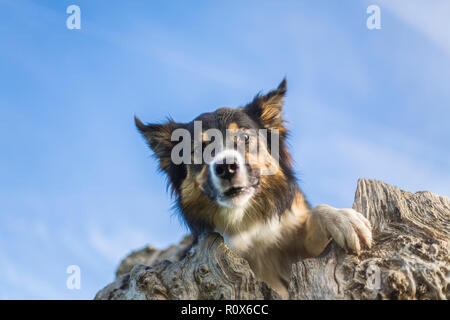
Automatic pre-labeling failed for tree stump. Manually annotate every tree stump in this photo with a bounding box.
[95,179,449,300]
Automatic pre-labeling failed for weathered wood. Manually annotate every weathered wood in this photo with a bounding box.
[95,232,280,300]
[95,179,449,300]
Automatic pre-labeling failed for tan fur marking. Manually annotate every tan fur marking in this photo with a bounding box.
[259,102,287,132]
[227,122,239,131]
[201,131,209,142]
[180,167,219,226]
[195,165,208,188]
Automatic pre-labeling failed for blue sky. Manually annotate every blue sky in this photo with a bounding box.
[0,0,449,299]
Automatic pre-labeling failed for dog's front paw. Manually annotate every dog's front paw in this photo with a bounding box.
[313,204,372,255]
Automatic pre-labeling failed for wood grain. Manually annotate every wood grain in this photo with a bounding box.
[95,179,449,300]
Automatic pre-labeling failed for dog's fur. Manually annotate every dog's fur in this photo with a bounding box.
[135,79,372,298]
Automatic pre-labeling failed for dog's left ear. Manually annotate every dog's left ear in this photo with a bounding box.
[134,116,180,173]
[245,78,287,132]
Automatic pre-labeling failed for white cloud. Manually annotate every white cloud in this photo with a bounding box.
[292,95,450,207]
[297,129,450,208]
[0,245,61,299]
[333,132,450,195]
[378,0,450,56]
[88,225,149,264]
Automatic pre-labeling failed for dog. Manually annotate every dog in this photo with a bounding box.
[135,79,372,298]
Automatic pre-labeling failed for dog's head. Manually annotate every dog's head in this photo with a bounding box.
[136,79,297,235]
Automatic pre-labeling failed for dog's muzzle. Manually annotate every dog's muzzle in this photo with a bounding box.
[209,149,257,208]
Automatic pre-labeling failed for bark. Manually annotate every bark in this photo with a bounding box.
[95,179,449,300]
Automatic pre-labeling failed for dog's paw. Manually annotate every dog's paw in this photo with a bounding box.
[313,204,372,255]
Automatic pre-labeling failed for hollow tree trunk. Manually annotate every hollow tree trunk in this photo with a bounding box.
[95,179,449,300]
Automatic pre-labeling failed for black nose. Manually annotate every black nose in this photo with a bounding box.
[214,162,239,180]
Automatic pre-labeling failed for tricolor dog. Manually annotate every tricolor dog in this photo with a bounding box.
[135,79,372,298]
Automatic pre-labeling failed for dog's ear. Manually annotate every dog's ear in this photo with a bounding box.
[245,78,287,132]
[135,116,180,173]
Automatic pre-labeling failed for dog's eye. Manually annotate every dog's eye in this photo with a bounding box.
[242,133,250,143]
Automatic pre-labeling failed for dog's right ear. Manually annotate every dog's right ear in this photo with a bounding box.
[245,78,287,133]
[135,116,179,173]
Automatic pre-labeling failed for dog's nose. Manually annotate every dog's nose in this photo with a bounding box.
[214,162,239,180]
